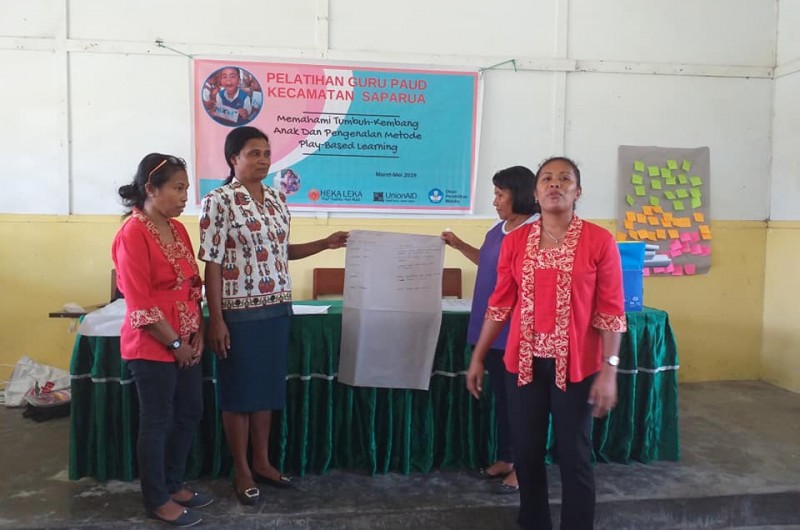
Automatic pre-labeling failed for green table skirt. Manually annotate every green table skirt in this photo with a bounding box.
[69,306,679,481]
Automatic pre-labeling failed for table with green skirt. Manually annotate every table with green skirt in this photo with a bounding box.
[69,304,679,481]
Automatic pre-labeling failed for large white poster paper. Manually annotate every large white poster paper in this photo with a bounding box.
[337,230,444,390]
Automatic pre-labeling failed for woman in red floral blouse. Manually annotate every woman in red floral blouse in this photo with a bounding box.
[112,154,212,527]
[466,157,627,530]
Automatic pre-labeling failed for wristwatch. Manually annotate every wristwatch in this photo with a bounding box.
[604,355,620,367]
[166,338,182,351]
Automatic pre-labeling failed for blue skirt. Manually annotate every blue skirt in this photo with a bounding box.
[215,304,291,412]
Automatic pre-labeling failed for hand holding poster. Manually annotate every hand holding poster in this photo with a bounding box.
[194,60,480,213]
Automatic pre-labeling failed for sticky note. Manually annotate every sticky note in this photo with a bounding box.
[662,212,673,221]
[682,160,691,172]
[632,174,644,185]
[628,230,639,240]
[678,174,688,185]
[626,211,636,221]
[691,243,703,255]
[684,263,696,275]
[643,267,651,277]
[652,206,663,214]
[664,191,676,200]
[665,176,676,186]
[673,200,685,211]
[699,225,711,233]
[670,240,683,251]
[666,263,675,274]
[626,194,635,206]
[661,218,673,227]
[700,245,711,256]
[700,231,712,240]
[690,176,703,187]
[648,166,660,177]
[656,229,666,239]
[660,168,671,179]
[676,189,689,198]
[672,264,684,276]
[673,217,690,228]
[680,233,692,242]
[651,179,662,190]
[649,196,660,207]
[690,188,701,198]
[635,185,646,196]
[624,219,634,230]
[636,213,647,223]
[667,160,678,170]
[643,205,654,215]
[653,267,666,274]
[637,229,649,239]
[617,232,628,241]
[693,213,705,223]
[648,216,660,226]
[668,229,680,239]
[647,231,657,240]
[634,161,645,172]
[689,232,700,242]
[691,197,702,209]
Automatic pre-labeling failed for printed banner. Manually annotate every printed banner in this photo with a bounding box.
[616,146,712,276]
[193,60,480,212]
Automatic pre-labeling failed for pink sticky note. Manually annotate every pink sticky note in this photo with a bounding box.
[670,240,683,252]
[666,263,675,273]
[653,267,666,274]
[672,264,684,276]
[680,233,692,242]
[684,263,696,275]
[682,242,691,253]
[701,245,711,256]
[643,267,651,277]
[669,248,683,258]
[691,243,702,255]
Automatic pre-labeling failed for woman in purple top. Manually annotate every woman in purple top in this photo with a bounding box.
[442,165,539,493]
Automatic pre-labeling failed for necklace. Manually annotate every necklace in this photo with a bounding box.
[544,228,565,244]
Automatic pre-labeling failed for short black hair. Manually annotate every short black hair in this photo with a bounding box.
[223,126,269,184]
[492,165,539,215]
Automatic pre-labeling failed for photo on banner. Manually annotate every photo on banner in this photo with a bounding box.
[616,146,712,276]
[193,60,481,213]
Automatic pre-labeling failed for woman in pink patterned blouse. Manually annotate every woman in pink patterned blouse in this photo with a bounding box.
[466,157,627,530]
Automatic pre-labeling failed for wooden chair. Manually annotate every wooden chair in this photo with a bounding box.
[312,268,346,300]
[312,267,463,299]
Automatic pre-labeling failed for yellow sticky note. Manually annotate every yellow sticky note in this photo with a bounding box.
[661,218,673,227]
[648,166,660,177]
[699,224,711,233]
[673,200,685,211]
[691,197,702,209]
[690,188,702,198]
[624,219,634,230]
[637,229,649,239]
[634,161,645,172]
[676,189,689,198]
[656,229,666,239]
[678,174,688,185]
[649,196,660,207]
[651,179,662,190]
[652,206,663,214]
[635,185,646,196]
[660,168,671,179]
[648,216,660,226]
[628,230,640,240]
[643,205,654,215]
[693,212,705,223]
[626,211,636,221]
[673,217,691,228]
[664,191,676,200]
[668,229,680,239]
[636,213,647,224]
[626,194,635,206]
[617,232,628,241]
[632,174,644,185]
[662,212,673,221]
[701,231,712,240]
[682,160,691,172]
[667,160,678,170]
[646,231,657,240]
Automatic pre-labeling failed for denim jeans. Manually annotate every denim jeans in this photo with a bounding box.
[127,359,203,511]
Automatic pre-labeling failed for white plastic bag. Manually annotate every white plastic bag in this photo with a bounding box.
[76,298,126,337]
[5,356,70,408]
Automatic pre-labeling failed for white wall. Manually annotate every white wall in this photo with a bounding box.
[0,0,779,220]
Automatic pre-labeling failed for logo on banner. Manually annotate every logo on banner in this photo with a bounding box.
[308,189,321,202]
[428,188,443,204]
[373,192,384,202]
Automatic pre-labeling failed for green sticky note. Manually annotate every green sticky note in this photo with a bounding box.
[634,185,646,197]
[690,176,703,187]
[650,179,662,190]
[689,188,702,198]
[673,200,685,211]
[661,168,672,179]
[664,191,676,200]
[665,176,676,186]
[632,174,644,185]
[634,161,645,172]
[691,197,702,209]
[649,196,660,207]
[648,166,660,177]
[676,189,689,198]
[626,194,635,206]
[667,160,678,170]
[682,160,691,172]
[678,174,688,185]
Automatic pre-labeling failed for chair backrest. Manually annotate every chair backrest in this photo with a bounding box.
[442,268,463,299]
[312,268,346,300]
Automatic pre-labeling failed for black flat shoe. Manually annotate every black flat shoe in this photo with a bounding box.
[477,467,513,480]
[234,484,260,505]
[253,470,294,489]
[174,490,214,509]
[491,481,520,495]
[148,508,202,527]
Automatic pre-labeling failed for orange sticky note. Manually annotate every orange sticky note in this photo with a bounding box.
[628,230,639,240]
[637,229,649,239]
[652,206,663,214]
[648,216,660,226]
[656,229,666,239]
[617,232,628,241]
[699,224,711,233]
[636,213,647,224]
[693,212,705,223]
[673,217,691,228]
[624,219,634,230]
[626,211,636,222]
[646,231,657,241]
[668,229,680,239]
[661,218,673,228]
[662,212,673,221]
[700,231,712,240]
[643,205,654,216]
